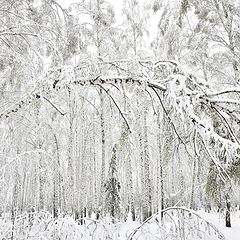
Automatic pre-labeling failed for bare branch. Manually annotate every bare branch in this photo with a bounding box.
[42,96,66,116]
[95,84,131,133]
[150,87,185,145]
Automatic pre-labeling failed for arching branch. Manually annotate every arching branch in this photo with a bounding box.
[95,84,131,133]
[150,86,185,144]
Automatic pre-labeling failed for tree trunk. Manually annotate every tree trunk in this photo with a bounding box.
[225,194,231,227]
[139,131,145,221]
[92,113,98,212]
[67,88,75,213]
[143,106,152,221]
[39,156,44,211]
[190,157,197,209]
[53,133,60,218]
[100,88,106,203]
[53,181,58,218]
[11,180,18,240]
[157,107,164,219]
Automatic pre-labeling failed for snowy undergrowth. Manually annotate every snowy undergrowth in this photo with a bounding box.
[1,208,239,240]
[197,210,240,240]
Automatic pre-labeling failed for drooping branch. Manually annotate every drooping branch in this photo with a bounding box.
[150,86,185,145]
[202,97,240,105]
[147,81,167,91]
[199,133,232,185]
[210,104,240,146]
[95,84,131,133]
[42,96,66,116]
[204,87,240,97]
[128,207,226,240]
[1,59,240,170]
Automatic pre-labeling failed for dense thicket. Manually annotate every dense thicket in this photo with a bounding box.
[0,0,240,226]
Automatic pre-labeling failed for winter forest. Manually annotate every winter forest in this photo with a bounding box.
[1,0,240,239]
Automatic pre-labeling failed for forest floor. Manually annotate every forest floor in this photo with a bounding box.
[197,210,240,240]
[1,209,240,239]
[117,210,240,240]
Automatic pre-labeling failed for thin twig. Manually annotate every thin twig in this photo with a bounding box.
[95,84,131,133]
[42,96,66,116]
[151,87,185,144]
[210,104,240,146]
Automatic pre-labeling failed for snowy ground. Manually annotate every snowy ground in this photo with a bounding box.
[197,210,240,240]
[1,209,240,239]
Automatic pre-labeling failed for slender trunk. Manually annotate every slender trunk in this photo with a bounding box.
[143,106,152,220]
[139,131,145,221]
[190,157,197,209]
[100,88,106,201]
[157,107,164,219]
[11,180,18,240]
[80,129,87,217]
[20,170,26,213]
[53,133,60,217]
[171,157,175,206]
[225,194,231,227]
[92,112,98,211]
[67,88,75,213]
[88,128,93,216]
[39,156,44,211]
[53,181,58,218]
[126,147,135,220]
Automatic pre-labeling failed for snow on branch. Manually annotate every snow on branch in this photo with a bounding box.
[1,59,239,174]
[205,87,240,97]
[128,207,226,240]
[151,65,240,172]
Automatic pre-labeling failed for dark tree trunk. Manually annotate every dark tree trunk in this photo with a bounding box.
[96,210,100,220]
[131,205,136,221]
[53,181,58,218]
[111,205,115,218]
[226,194,231,228]
[75,210,79,221]
[79,210,84,225]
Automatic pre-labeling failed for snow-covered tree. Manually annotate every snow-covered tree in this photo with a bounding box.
[104,144,120,219]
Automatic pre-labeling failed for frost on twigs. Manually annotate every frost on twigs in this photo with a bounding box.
[1,59,239,172]
[164,70,240,171]
[128,207,226,240]
[0,211,114,240]
[0,208,226,240]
